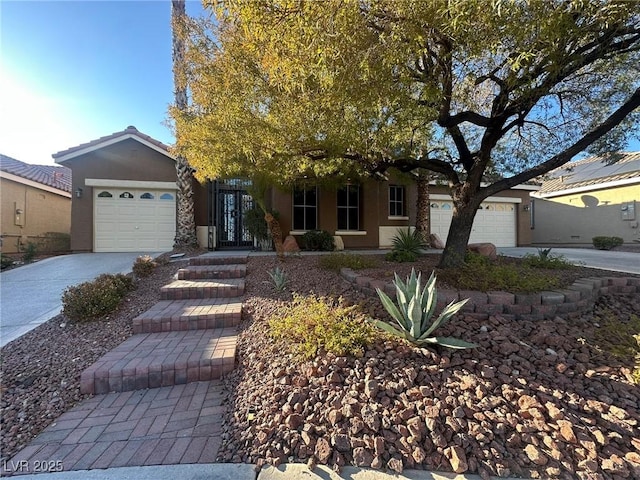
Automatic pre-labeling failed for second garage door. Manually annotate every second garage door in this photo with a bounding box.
[94,188,176,252]
[431,201,517,247]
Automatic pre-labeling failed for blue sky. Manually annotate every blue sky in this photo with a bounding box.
[0,0,205,165]
[1,1,637,167]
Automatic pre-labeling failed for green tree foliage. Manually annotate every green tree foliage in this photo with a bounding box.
[171,0,640,267]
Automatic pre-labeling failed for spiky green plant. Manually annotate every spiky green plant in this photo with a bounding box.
[267,266,289,291]
[371,268,478,349]
[391,228,426,256]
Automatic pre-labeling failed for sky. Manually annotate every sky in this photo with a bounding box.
[0,0,206,165]
[0,1,638,167]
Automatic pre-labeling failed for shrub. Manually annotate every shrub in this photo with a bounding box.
[269,294,378,359]
[243,207,270,243]
[522,248,573,269]
[301,230,335,251]
[392,228,426,254]
[0,255,14,270]
[371,268,477,349]
[62,273,134,322]
[593,311,640,384]
[464,251,491,266]
[318,253,378,271]
[22,242,37,263]
[592,236,624,250]
[385,250,417,263]
[439,261,561,293]
[267,266,288,291]
[132,255,157,277]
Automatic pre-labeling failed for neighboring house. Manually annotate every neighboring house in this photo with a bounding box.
[531,151,640,246]
[54,126,537,253]
[0,154,72,254]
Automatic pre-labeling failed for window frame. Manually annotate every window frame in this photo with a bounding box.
[292,186,318,231]
[337,184,360,231]
[388,185,406,218]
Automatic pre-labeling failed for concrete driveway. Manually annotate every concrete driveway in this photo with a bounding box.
[498,247,640,275]
[0,253,152,347]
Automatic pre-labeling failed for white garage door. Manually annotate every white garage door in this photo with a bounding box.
[431,201,517,247]
[94,188,176,252]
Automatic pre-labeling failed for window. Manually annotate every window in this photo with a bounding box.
[292,186,317,230]
[119,192,134,199]
[160,193,174,200]
[140,192,154,199]
[97,191,113,198]
[389,185,405,217]
[337,185,360,230]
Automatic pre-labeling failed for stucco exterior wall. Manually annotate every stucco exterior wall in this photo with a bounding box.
[62,139,177,252]
[532,184,640,245]
[263,179,534,249]
[0,178,71,254]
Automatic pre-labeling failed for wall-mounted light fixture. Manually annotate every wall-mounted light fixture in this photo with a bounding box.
[15,208,23,215]
[522,204,530,211]
[75,188,83,198]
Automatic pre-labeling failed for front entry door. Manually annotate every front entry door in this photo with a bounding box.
[216,181,254,249]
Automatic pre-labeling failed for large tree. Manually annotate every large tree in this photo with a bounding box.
[171,0,198,248]
[171,0,639,267]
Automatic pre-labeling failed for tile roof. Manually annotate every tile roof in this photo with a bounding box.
[52,126,171,160]
[537,151,640,196]
[0,154,72,193]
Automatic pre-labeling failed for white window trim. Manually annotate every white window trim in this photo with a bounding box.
[335,230,367,236]
[388,216,409,220]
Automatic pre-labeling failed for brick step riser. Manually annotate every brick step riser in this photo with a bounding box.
[160,287,244,301]
[177,270,245,280]
[189,257,247,266]
[83,362,235,395]
[132,313,242,334]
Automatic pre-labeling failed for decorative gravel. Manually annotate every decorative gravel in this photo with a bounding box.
[2,251,639,479]
[219,255,640,479]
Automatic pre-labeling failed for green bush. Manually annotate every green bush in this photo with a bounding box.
[132,255,157,277]
[318,253,378,271]
[0,255,14,270]
[269,294,378,359]
[464,251,491,266]
[592,236,624,250]
[301,230,335,251]
[385,250,417,263]
[22,242,37,263]
[522,248,573,269]
[593,311,640,384]
[392,228,426,254]
[62,273,134,322]
[439,261,560,293]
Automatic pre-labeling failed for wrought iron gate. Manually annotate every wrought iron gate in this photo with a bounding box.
[212,179,254,249]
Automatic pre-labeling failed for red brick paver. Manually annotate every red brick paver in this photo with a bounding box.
[1,382,225,476]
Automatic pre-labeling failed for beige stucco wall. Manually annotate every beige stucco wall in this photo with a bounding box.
[531,183,640,245]
[60,139,177,252]
[0,178,71,254]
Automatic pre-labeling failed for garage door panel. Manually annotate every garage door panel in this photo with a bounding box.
[431,201,516,247]
[94,188,176,252]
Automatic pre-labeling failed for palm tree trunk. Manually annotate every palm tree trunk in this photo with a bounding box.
[415,169,431,242]
[171,0,198,248]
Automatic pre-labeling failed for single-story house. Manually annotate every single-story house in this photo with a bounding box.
[54,126,537,253]
[0,154,72,254]
[531,151,640,246]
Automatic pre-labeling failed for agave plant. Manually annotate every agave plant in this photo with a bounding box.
[371,268,478,349]
[267,266,289,291]
[391,228,426,255]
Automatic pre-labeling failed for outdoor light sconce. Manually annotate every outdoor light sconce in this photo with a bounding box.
[75,188,83,198]
[522,204,530,211]
[15,208,23,215]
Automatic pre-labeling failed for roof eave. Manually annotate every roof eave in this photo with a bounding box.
[53,134,176,164]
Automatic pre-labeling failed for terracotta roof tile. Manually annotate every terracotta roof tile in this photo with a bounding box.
[52,125,171,160]
[0,154,72,193]
[537,151,640,195]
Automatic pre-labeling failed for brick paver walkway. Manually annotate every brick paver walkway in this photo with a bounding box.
[2,381,225,475]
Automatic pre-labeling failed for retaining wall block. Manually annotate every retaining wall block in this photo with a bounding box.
[540,291,566,305]
[487,291,515,305]
[514,293,542,306]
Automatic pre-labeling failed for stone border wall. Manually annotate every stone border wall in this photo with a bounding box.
[340,268,640,321]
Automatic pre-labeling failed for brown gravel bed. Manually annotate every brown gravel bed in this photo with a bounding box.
[219,255,640,479]
[0,251,204,462]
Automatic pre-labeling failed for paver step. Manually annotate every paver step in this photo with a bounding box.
[188,256,247,266]
[132,299,242,334]
[177,264,247,280]
[80,329,237,395]
[160,279,244,300]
